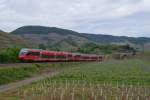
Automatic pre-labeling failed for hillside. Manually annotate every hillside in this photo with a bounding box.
[0,31,38,49]
[0,30,4,33]
[11,26,90,51]
[80,33,150,45]
[11,26,150,51]
[145,42,150,50]
[11,26,84,37]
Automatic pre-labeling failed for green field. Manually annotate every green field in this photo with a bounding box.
[0,62,81,85]
[49,59,150,84]
[1,59,150,99]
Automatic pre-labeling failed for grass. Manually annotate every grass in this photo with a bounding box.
[1,59,150,99]
[49,59,150,84]
[0,65,39,85]
[136,51,150,61]
[0,62,82,85]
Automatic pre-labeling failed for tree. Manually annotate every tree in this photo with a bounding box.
[38,44,46,50]
[0,47,20,63]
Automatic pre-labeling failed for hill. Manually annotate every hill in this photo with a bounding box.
[81,33,150,45]
[0,30,5,33]
[11,26,84,37]
[11,25,150,51]
[11,26,90,51]
[144,42,150,50]
[0,31,38,49]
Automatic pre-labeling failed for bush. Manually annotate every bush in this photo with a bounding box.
[0,47,20,63]
[38,44,46,50]
[0,65,39,85]
[77,43,136,54]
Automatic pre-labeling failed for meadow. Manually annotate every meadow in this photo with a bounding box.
[0,62,82,85]
[0,59,150,100]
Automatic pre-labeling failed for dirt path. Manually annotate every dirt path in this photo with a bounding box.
[0,71,59,93]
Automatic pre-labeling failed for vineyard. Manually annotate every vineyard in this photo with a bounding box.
[0,59,150,100]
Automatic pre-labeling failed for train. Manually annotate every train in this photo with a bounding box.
[18,48,104,62]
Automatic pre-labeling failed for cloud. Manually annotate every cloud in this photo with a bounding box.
[0,0,150,37]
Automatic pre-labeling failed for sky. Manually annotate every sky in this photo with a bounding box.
[0,0,150,37]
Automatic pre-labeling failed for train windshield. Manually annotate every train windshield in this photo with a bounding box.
[19,49,28,56]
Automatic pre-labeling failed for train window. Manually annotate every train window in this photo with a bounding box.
[74,55,80,58]
[26,52,40,56]
[83,57,89,59]
[55,55,66,59]
[42,54,55,58]
[19,51,27,56]
[68,55,72,57]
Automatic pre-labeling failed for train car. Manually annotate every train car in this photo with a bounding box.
[19,48,41,62]
[40,50,58,62]
[18,48,103,62]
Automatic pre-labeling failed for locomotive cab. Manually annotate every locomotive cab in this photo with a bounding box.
[18,48,29,60]
[18,48,41,62]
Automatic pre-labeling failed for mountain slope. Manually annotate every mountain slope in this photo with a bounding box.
[144,42,150,50]
[11,26,150,51]
[0,30,4,33]
[11,26,84,37]
[80,33,150,45]
[11,26,90,51]
[0,32,38,48]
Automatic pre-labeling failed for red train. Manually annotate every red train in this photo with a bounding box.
[18,48,103,62]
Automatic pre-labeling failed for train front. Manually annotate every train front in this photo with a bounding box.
[18,48,29,61]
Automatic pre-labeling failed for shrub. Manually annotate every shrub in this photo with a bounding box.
[0,47,20,63]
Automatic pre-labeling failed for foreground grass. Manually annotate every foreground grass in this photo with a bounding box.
[49,59,150,84]
[0,64,39,85]
[1,59,150,99]
[0,62,82,85]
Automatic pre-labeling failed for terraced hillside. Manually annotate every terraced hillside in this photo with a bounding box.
[0,31,38,48]
[11,26,150,51]
[11,26,90,51]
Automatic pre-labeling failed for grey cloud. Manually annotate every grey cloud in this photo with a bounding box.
[0,0,150,37]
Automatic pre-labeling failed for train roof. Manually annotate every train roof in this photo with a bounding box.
[72,53,100,57]
[20,48,70,54]
[21,48,42,51]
